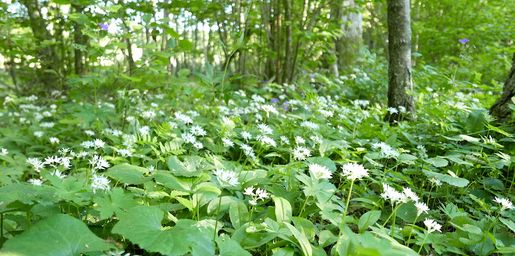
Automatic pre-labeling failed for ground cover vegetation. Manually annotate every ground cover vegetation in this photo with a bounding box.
[0,0,514,255]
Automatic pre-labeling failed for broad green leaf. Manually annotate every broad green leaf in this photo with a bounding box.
[106,163,149,184]
[499,218,515,233]
[422,170,469,187]
[112,206,215,256]
[94,187,138,219]
[0,214,113,255]
[424,157,449,167]
[284,222,313,256]
[272,247,296,256]
[167,156,202,177]
[229,201,249,229]
[217,235,252,256]
[358,210,381,233]
[273,196,292,223]
[153,171,192,192]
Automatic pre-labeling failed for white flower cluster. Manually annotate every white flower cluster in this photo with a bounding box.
[423,219,442,233]
[292,146,311,160]
[244,186,270,205]
[213,169,239,188]
[308,164,332,180]
[81,139,106,149]
[372,142,399,158]
[89,155,110,171]
[494,197,513,211]
[341,163,368,181]
[381,184,429,216]
[91,174,110,193]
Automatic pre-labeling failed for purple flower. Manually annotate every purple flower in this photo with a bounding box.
[271,98,279,103]
[458,38,469,44]
[282,101,289,111]
[99,23,109,31]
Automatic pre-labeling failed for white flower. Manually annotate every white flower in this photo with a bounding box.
[258,123,273,135]
[193,141,204,149]
[190,125,207,136]
[240,144,256,159]
[147,165,155,173]
[280,136,290,145]
[308,164,332,180]
[27,157,45,172]
[292,146,311,161]
[213,169,239,188]
[49,137,60,144]
[243,186,269,205]
[117,148,132,157]
[241,131,252,141]
[341,163,369,181]
[93,139,106,149]
[34,131,44,138]
[175,112,193,124]
[261,105,278,115]
[423,219,442,233]
[91,174,110,193]
[403,187,419,202]
[222,138,234,148]
[381,184,407,204]
[300,121,319,130]
[0,148,8,156]
[89,155,110,171]
[181,132,197,144]
[415,202,429,216]
[295,136,305,145]
[139,126,150,135]
[257,135,277,148]
[387,107,398,114]
[141,110,156,120]
[494,197,513,211]
[372,142,399,158]
[51,170,66,179]
[244,186,254,196]
[28,178,43,186]
[84,130,95,136]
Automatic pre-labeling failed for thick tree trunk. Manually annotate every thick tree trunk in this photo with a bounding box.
[334,0,362,71]
[21,0,61,89]
[385,0,415,122]
[490,53,515,122]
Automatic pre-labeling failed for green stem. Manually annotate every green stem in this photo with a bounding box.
[213,195,223,241]
[417,233,429,254]
[405,215,420,246]
[391,205,397,236]
[1,213,3,241]
[340,179,355,234]
[298,196,310,217]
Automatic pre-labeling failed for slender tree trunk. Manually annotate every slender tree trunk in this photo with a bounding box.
[385,0,415,122]
[72,4,86,75]
[490,53,515,122]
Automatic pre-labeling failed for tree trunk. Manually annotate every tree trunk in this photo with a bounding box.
[334,0,362,71]
[72,4,87,75]
[385,0,415,122]
[490,53,515,122]
[21,0,61,89]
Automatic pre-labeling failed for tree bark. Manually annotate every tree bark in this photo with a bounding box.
[385,0,415,122]
[334,0,362,71]
[72,4,87,75]
[21,0,61,89]
[490,53,515,122]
